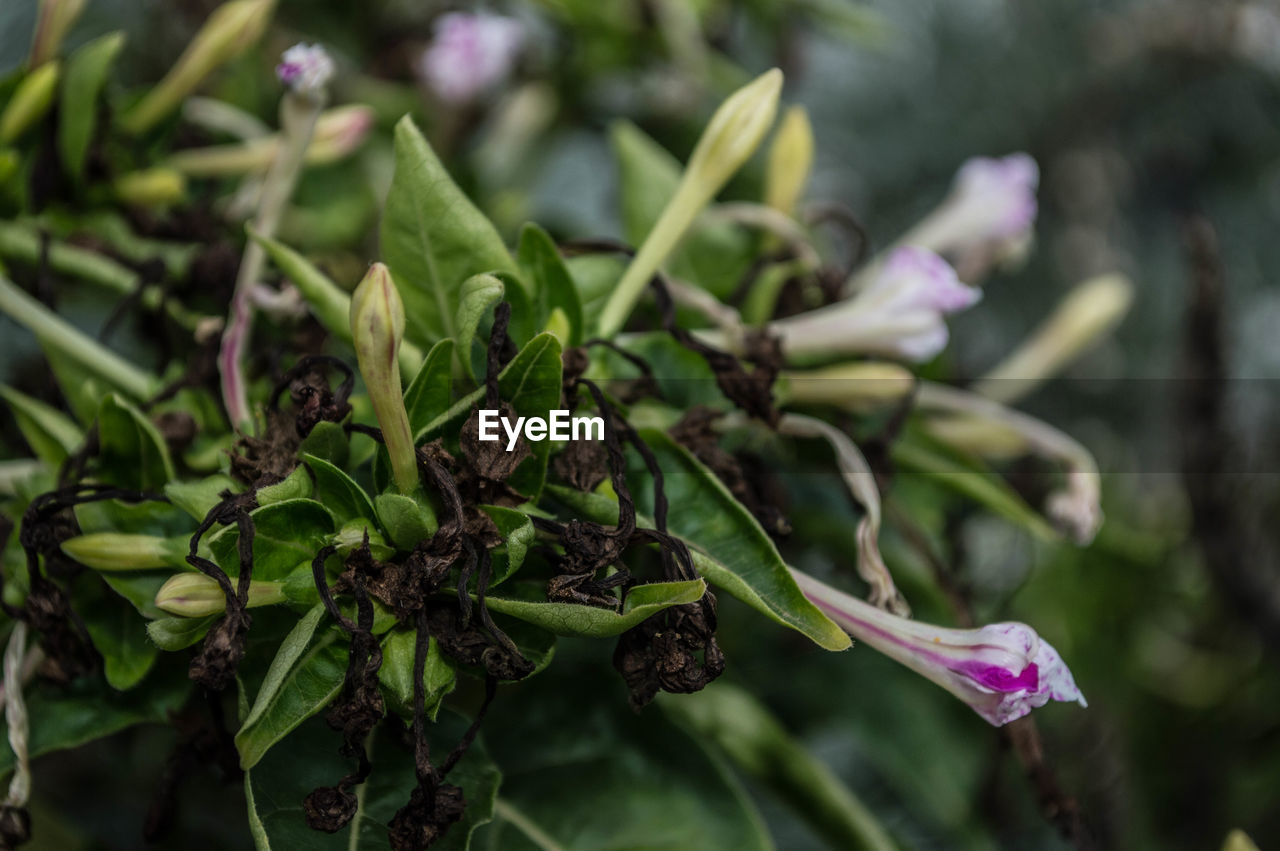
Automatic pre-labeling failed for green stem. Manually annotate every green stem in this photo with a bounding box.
[0,221,206,332]
[0,274,156,400]
[493,799,568,851]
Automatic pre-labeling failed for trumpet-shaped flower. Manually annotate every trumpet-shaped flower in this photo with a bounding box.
[791,568,1086,726]
[418,12,524,105]
[771,246,980,362]
[903,153,1039,263]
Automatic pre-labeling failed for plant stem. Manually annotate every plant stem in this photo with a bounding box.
[0,273,156,399]
[219,89,324,430]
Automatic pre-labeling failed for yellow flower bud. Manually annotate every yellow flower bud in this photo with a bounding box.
[113,168,188,207]
[976,273,1134,404]
[28,0,87,68]
[61,533,187,571]
[121,0,276,135]
[764,105,814,218]
[165,105,373,177]
[597,69,783,338]
[350,263,417,494]
[779,361,915,414]
[155,573,286,617]
[0,61,61,145]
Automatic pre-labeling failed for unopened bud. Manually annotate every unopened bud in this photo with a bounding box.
[778,362,915,414]
[0,61,60,145]
[350,263,417,494]
[28,0,87,68]
[155,573,286,617]
[764,105,813,218]
[113,168,188,207]
[122,0,276,135]
[61,533,187,571]
[166,105,373,176]
[975,273,1134,404]
[598,69,783,338]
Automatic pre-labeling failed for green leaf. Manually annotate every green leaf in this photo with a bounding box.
[517,223,584,346]
[454,273,507,381]
[206,499,336,581]
[610,121,754,299]
[404,338,457,434]
[625,430,850,651]
[147,615,217,650]
[479,505,534,587]
[480,670,772,851]
[58,32,125,180]
[0,383,82,466]
[96,392,174,491]
[892,431,1060,542]
[165,473,241,521]
[257,464,313,505]
[0,668,190,774]
[247,712,500,851]
[381,116,519,349]
[419,333,563,501]
[82,598,157,690]
[299,420,350,467]
[377,628,457,718]
[374,492,437,550]
[303,453,378,524]
[102,572,168,618]
[662,682,897,851]
[481,578,706,637]
[236,605,346,770]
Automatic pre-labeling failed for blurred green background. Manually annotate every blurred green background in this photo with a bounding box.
[3,1,1279,849]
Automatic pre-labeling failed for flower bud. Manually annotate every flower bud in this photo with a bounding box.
[0,61,60,145]
[61,533,187,571]
[275,43,334,96]
[976,273,1134,404]
[597,69,783,338]
[165,105,373,176]
[28,0,87,68]
[113,168,188,207]
[771,246,979,362]
[778,361,915,414]
[155,573,286,617]
[792,568,1086,726]
[350,263,417,494]
[121,0,276,135]
[764,105,814,218]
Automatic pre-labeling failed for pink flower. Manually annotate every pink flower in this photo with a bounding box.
[418,12,524,105]
[276,43,334,95]
[771,246,980,362]
[791,568,1086,726]
[904,153,1039,262]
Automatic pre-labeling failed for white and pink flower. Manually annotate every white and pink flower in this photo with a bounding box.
[792,568,1086,726]
[771,245,980,362]
[276,43,334,95]
[418,12,524,105]
[904,153,1040,264]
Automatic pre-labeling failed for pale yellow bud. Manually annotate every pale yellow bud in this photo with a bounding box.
[165,105,373,177]
[0,61,61,145]
[122,0,276,135]
[779,361,915,414]
[350,263,417,494]
[61,533,187,571]
[597,69,784,338]
[28,0,87,68]
[764,106,814,218]
[976,273,1134,404]
[155,572,286,617]
[113,168,188,207]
